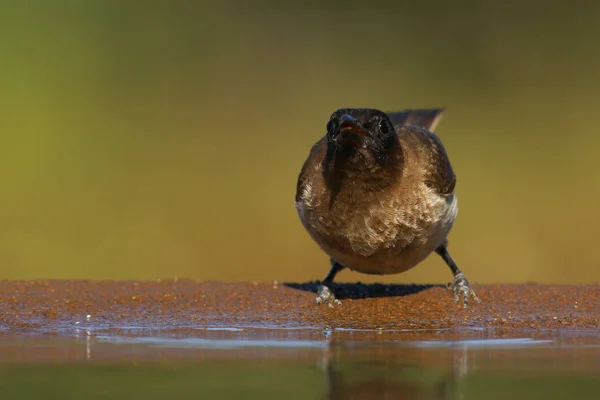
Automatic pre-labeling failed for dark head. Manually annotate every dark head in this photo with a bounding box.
[324,108,400,170]
[321,108,403,196]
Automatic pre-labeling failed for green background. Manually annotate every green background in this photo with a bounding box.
[1,362,599,400]
[2,1,599,283]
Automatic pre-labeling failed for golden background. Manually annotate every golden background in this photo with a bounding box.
[2,2,599,283]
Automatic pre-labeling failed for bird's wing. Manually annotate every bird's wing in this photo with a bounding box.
[401,126,456,197]
[295,137,327,203]
[387,108,445,132]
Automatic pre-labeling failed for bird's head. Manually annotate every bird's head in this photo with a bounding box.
[325,108,399,168]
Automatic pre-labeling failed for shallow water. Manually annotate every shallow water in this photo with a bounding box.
[1,327,599,399]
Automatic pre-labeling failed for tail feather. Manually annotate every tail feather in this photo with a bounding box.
[386,108,445,132]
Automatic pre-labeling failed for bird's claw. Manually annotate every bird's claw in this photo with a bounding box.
[449,272,480,308]
[316,285,342,308]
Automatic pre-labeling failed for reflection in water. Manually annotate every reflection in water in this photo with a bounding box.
[452,344,467,400]
[320,340,457,400]
[323,363,453,400]
[3,329,600,398]
[312,330,600,400]
[75,328,93,362]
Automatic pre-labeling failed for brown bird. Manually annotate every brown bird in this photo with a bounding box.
[295,108,479,308]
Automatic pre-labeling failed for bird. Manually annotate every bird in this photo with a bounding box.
[294,107,479,308]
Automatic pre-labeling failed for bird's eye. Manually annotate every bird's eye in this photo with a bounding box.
[379,118,390,135]
[327,119,339,135]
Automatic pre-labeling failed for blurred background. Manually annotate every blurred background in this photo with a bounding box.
[1,1,599,283]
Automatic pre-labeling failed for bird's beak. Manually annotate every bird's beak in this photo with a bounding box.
[339,114,369,137]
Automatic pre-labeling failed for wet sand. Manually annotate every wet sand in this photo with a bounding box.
[0,280,598,332]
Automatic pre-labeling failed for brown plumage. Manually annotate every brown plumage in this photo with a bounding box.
[295,108,479,307]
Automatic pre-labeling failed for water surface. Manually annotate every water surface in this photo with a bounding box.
[1,327,598,399]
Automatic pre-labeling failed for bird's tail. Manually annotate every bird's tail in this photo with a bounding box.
[386,108,445,132]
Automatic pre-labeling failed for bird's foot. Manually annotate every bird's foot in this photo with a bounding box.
[449,272,480,308]
[316,285,342,308]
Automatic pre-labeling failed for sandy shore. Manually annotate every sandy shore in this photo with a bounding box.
[0,280,598,332]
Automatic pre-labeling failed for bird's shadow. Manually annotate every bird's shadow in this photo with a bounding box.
[284,281,445,300]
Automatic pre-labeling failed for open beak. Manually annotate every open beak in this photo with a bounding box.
[339,114,369,137]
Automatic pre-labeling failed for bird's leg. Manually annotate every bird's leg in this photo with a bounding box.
[435,244,480,308]
[316,260,345,307]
